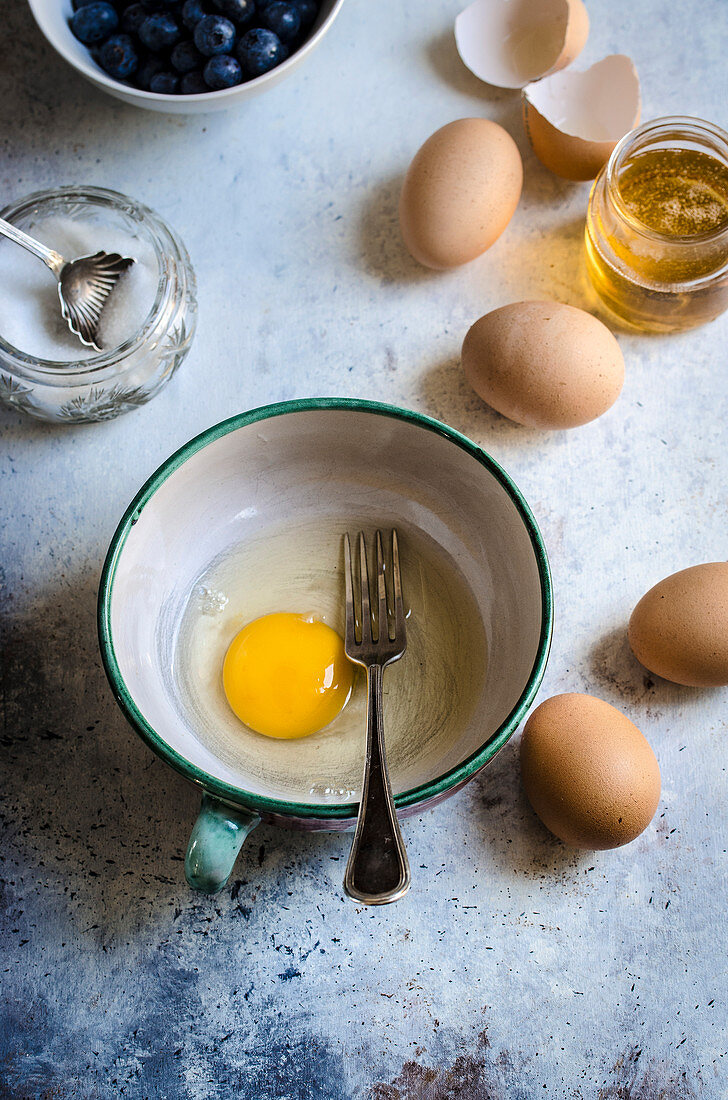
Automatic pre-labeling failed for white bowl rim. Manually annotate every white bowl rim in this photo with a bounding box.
[27,0,346,108]
[98,397,553,818]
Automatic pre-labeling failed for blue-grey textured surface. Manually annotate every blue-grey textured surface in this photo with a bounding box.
[2,0,728,1096]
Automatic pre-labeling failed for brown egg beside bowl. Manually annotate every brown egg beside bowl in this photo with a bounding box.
[628,562,728,687]
[462,300,625,429]
[520,693,661,849]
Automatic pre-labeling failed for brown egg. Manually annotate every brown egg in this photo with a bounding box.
[399,119,523,269]
[520,693,661,849]
[462,300,624,429]
[628,562,728,687]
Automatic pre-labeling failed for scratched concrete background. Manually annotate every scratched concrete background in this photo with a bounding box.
[1,0,727,1096]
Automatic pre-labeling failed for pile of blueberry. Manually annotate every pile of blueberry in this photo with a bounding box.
[68,0,322,95]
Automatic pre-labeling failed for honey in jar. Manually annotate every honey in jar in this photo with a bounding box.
[585,117,728,332]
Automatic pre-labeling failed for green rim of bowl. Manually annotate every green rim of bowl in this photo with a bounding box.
[98,398,553,818]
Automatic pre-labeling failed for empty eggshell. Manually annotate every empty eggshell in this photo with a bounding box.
[455,0,589,89]
[462,300,624,429]
[628,562,728,687]
[399,119,523,270]
[523,54,641,180]
[520,693,661,850]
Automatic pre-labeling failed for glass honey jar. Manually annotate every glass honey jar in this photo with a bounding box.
[585,116,728,332]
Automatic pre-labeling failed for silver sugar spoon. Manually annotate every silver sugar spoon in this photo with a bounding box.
[0,215,134,352]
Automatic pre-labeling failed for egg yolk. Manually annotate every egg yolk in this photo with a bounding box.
[222,613,354,739]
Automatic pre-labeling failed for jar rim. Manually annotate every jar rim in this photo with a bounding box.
[605,115,728,246]
[0,185,178,378]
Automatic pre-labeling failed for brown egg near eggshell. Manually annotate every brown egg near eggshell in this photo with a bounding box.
[520,693,661,850]
[523,55,641,180]
[398,119,523,270]
[455,0,589,89]
[461,300,624,429]
[628,563,728,687]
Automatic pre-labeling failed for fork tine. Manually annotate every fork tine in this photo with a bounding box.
[343,532,356,647]
[392,529,406,643]
[358,531,372,644]
[376,530,388,643]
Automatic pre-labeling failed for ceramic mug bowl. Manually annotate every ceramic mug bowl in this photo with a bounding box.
[28,0,345,114]
[98,399,552,894]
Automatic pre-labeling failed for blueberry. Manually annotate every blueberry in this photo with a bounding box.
[212,0,255,24]
[181,0,207,29]
[97,32,139,77]
[236,27,286,77]
[171,39,204,71]
[70,2,119,44]
[258,1,298,43]
[193,13,235,55]
[149,70,180,92]
[291,0,317,30]
[203,53,242,87]
[120,2,147,33]
[180,69,208,92]
[138,11,182,49]
[135,52,166,87]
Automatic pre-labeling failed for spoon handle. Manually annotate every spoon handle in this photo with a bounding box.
[0,216,65,278]
[343,664,411,905]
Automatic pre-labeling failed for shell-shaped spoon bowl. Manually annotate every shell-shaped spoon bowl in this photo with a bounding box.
[0,214,134,352]
[58,251,135,351]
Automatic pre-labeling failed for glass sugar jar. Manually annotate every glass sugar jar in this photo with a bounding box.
[585,116,728,333]
[0,186,197,422]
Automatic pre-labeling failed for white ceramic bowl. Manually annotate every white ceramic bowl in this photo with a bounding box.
[99,399,552,892]
[28,0,345,114]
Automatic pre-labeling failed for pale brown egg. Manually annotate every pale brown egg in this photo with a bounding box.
[398,119,523,270]
[520,693,661,849]
[628,562,728,687]
[462,300,624,429]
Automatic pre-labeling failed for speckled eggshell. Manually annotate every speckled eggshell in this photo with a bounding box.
[520,693,661,849]
[462,300,624,428]
[521,55,641,181]
[628,562,728,687]
[398,118,523,269]
[522,101,619,181]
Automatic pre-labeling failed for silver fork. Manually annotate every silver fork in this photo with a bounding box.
[343,529,411,905]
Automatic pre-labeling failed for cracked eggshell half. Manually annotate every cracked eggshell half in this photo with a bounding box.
[523,54,641,180]
[455,0,589,89]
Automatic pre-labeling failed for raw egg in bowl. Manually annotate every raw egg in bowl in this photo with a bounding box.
[98,399,552,893]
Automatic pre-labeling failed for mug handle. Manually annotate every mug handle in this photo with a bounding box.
[185,793,261,894]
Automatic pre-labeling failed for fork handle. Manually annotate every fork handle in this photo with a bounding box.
[343,665,411,905]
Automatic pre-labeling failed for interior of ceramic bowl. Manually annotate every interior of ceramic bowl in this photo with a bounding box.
[100,401,551,815]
